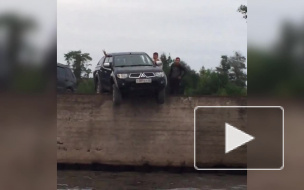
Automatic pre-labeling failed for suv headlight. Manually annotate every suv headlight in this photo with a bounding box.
[154,72,165,77]
[117,73,128,79]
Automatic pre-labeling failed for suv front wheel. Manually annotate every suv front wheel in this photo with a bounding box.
[96,78,106,94]
[113,84,122,105]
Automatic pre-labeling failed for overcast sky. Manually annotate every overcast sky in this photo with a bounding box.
[248,0,304,48]
[57,0,247,72]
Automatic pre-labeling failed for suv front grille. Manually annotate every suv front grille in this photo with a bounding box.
[129,73,141,78]
[144,72,155,77]
[129,72,155,78]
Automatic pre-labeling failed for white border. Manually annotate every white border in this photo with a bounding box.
[194,106,284,171]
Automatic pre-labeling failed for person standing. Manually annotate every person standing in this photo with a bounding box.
[152,52,163,68]
[152,52,160,64]
[169,57,186,95]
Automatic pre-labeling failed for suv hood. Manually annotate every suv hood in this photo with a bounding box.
[114,66,163,73]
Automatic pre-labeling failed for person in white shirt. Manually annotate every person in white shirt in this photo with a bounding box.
[152,52,162,68]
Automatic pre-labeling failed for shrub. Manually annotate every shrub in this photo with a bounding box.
[76,78,95,94]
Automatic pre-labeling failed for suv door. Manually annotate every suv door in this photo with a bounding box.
[57,66,66,92]
[64,67,77,91]
[101,56,112,90]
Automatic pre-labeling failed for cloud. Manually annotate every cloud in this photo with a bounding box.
[57,0,247,72]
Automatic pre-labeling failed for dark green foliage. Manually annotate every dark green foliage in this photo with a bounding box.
[216,55,230,75]
[64,50,92,84]
[63,50,93,93]
[160,53,172,76]
[163,52,247,96]
[195,69,229,95]
[12,65,47,93]
[248,22,304,96]
[228,52,247,88]
[177,60,199,96]
[218,83,247,96]
[238,5,247,19]
[160,53,174,94]
[67,51,247,96]
[76,78,95,94]
[0,13,36,67]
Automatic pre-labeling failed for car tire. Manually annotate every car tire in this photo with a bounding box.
[96,78,105,94]
[113,84,122,105]
[157,89,165,104]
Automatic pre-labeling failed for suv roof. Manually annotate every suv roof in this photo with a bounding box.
[57,63,69,67]
[105,52,147,56]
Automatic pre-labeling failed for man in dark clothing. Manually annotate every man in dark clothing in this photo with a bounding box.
[169,57,186,95]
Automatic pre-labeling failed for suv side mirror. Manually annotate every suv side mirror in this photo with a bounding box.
[104,62,111,68]
[156,60,163,66]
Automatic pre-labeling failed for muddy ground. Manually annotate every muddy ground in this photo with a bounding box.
[57,170,246,190]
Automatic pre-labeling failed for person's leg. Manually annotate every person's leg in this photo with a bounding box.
[177,79,181,95]
[169,79,175,95]
[172,79,179,95]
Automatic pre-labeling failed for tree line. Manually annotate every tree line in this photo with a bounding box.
[63,50,247,96]
[160,52,247,96]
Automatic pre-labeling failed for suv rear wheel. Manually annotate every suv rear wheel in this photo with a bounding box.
[113,84,122,105]
[157,89,165,104]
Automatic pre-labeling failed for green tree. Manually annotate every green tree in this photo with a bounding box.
[76,78,95,94]
[0,13,36,66]
[160,53,174,77]
[0,13,49,93]
[195,52,247,96]
[199,66,206,75]
[179,61,200,96]
[217,52,247,88]
[248,22,304,96]
[160,52,247,96]
[238,5,247,19]
[216,55,230,75]
[64,50,92,82]
[228,52,247,88]
[196,69,224,95]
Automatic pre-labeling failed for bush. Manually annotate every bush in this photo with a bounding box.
[217,88,228,96]
[224,83,247,96]
[76,78,95,94]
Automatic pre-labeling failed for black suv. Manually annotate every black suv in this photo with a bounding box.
[57,63,77,93]
[93,52,167,105]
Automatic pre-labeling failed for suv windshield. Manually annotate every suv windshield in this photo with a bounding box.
[114,54,153,67]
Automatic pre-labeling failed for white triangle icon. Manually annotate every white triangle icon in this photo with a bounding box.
[225,123,255,154]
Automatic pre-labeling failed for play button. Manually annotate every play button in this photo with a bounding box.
[225,123,255,154]
[194,106,284,170]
